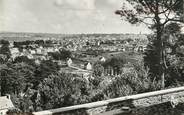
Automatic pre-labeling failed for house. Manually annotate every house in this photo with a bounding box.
[0,95,15,115]
[47,47,54,52]
[96,41,101,46]
[57,60,63,66]
[35,59,41,65]
[22,49,30,56]
[41,49,47,56]
[9,42,14,48]
[121,47,126,52]
[53,48,59,52]
[10,48,19,55]
[85,62,92,70]
[27,54,34,59]
[36,48,42,54]
[143,46,147,51]
[34,54,46,61]
[29,49,36,55]
[133,46,139,52]
[10,48,20,61]
[99,57,106,62]
[66,58,72,67]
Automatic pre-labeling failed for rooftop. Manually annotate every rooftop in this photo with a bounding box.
[0,96,14,110]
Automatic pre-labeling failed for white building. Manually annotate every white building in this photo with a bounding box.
[54,48,59,52]
[85,62,92,70]
[0,95,15,115]
[36,48,42,54]
[9,42,14,48]
[35,59,41,65]
[29,49,36,55]
[10,48,20,61]
[99,57,106,62]
[66,58,72,67]
[27,54,34,59]
[10,48,19,55]
[47,47,54,52]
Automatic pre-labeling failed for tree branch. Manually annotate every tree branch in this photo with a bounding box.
[144,0,156,14]
[159,0,179,14]
[167,18,184,23]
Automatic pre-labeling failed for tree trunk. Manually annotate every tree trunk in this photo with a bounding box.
[155,8,165,89]
[158,32,165,89]
[161,71,165,89]
[0,84,1,96]
[0,78,1,96]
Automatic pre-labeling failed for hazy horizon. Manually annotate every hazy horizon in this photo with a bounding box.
[0,31,150,35]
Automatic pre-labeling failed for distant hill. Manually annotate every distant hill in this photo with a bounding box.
[0,32,148,41]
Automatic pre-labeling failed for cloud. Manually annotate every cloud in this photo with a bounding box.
[55,0,64,6]
[0,0,150,34]
[55,0,96,10]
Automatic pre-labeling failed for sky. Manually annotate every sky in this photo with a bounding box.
[0,0,151,34]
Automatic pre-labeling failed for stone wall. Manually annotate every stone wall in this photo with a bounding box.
[33,89,184,115]
[85,91,184,115]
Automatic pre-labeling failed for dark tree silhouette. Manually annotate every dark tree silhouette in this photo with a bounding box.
[0,45,11,58]
[0,62,35,96]
[48,52,62,60]
[38,73,90,109]
[0,40,9,46]
[14,56,33,64]
[34,60,60,86]
[59,49,72,60]
[116,0,184,88]
[93,62,104,77]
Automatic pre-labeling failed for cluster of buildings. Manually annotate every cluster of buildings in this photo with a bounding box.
[1,33,148,77]
[54,34,148,53]
[2,33,148,64]
[8,41,62,64]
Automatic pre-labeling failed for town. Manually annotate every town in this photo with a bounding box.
[0,32,150,114]
[0,33,148,76]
